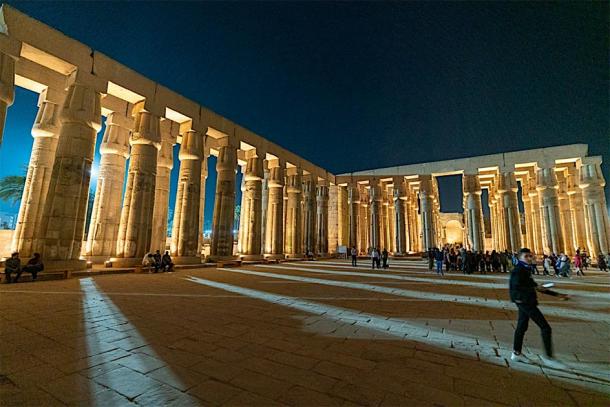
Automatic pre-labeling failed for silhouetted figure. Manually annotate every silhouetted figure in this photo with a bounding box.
[4,252,21,284]
[15,253,44,282]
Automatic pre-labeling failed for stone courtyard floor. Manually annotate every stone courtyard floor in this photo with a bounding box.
[1,259,609,406]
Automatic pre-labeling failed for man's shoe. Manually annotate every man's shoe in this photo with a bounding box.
[510,352,531,363]
[540,356,568,370]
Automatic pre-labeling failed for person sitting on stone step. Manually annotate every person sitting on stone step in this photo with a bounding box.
[14,253,44,282]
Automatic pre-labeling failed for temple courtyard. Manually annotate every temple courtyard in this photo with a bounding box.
[1,259,609,406]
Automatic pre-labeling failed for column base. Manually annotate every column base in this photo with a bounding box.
[44,259,87,272]
[285,253,304,259]
[173,256,203,265]
[207,255,237,262]
[264,254,285,260]
[86,255,112,264]
[239,254,263,261]
[109,257,142,268]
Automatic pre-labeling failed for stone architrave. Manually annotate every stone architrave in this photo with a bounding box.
[239,152,264,259]
[302,175,317,254]
[536,165,564,255]
[171,129,204,262]
[579,158,610,257]
[150,119,178,253]
[265,160,284,258]
[210,140,238,259]
[85,112,132,261]
[369,179,382,250]
[38,81,102,268]
[0,50,15,144]
[115,110,161,261]
[284,167,303,257]
[347,183,359,249]
[463,173,485,252]
[316,182,330,255]
[12,88,63,257]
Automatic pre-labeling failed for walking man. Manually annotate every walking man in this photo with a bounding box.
[351,246,358,267]
[510,248,568,369]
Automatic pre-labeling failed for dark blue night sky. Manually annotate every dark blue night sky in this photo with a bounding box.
[1,1,608,228]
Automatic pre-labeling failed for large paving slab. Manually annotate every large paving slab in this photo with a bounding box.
[1,259,608,406]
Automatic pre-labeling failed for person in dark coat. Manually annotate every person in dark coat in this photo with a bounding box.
[4,252,21,284]
[509,248,568,369]
[14,253,44,282]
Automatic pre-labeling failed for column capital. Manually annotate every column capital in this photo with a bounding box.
[497,171,518,193]
[131,110,161,149]
[32,88,64,139]
[178,129,203,161]
[579,157,605,189]
[244,154,264,181]
[462,173,482,196]
[61,82,102,131]
[100,112,131,158]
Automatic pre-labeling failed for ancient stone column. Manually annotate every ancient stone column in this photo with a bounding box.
[579,158,610,257]
[498,171,522,252]
[170,129,203,262]
[38,81,102,268]
[347,183,359,249]
[327,184,338,254]
[236,166,247,254]
[358,186,369,253]
[197,155,208,255]
[0,50,16,144]
[260,163,270,255]
[265,160,284,258]
[393,178,407,255]
[463,173,485,252]
[380,187,389,250]
[150,120,178,253]
[210,141,238,259]
[419,175,436,251]
[369,179,382,250]
[302,174,317,254]
[115,110,161,262]
[316,182,329,255]
[566,166,587,252]
[12,88,63,257]
[527,177,544,255]
[337,185,349,248]
[284,167,303,257]
[556,171,575,255]
[387,187,396,252]
[536,165,564,255]
[85,112,131,261]
[238,152,264,259]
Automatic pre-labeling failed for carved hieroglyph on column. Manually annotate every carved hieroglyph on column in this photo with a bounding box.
[358,185,369,253]
[566,166,587,252]
[150,120,178,253]
[347,183,359,249]
[115,110,161,260]
[171,130,203,261]
[393,177,407,255]
[579,158,610,257]
[38,81,101,266]
[463,173,485,252]
[265,160,284,258]
[327,183,338,253]
[537,165,564,255]
[12,88,62,257]
[0,50,15,144]
[302,174,317,254]
[369,179,382,250]
[556,170,575,255]
[86,112,132,260]
[238,152,264,259]
[419,175,436,251]
[316,182,329,255]
[210,141,238,259]
[284,167,303,257]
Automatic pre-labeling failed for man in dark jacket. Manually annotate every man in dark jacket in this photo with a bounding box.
[510,248,568,369]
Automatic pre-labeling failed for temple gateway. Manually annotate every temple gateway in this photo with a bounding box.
[1,5,608,271]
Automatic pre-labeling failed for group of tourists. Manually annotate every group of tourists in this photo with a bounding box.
[3,252,44,283]
[349,246,390,270]
[142,250,175,273]
[427,244,606,278]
